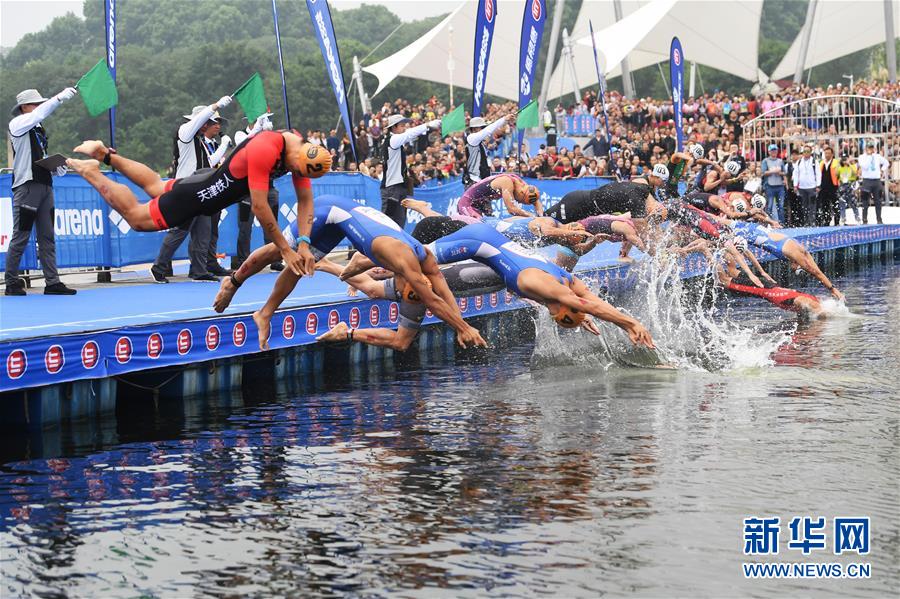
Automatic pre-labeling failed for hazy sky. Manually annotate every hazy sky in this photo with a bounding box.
[1,0,458,47]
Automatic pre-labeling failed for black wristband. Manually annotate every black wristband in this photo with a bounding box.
[103,148,117,166]
[229,273,242,289]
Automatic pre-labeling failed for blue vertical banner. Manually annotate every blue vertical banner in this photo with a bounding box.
[271,0,291,130]
[472,0,498,117]
[103,0,116,148]
[517,0,546,157]
[669,36,684,152]
[306,0,356,161]
[588,20,612,161]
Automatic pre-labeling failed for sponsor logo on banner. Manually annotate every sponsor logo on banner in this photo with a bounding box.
[115,337,132,364]
[389,303,399,323]
[459,297,468,312]
[328,310,340,329]
[177,330,192,355]
[147,333,163,359]
[233,322,247,347]
[206,326,220,351]
[673,48,681,66]
[349,307,361,329]
[475,295,484,310]
[490,292,498,307]
[369,305,380,326]
[106,0,116,68]
[283,315,295,340]
[55,209,105,237]
[313,9,345,106]
[306,313,318,335]
[7,349,27,379]
[44,345,64,374]
[531,0,541,19]
[82,341,99,369]
[0,197,13,253]
[505,290,514,304]
[485,0,494,21]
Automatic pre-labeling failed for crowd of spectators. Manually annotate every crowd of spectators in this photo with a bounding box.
[308,79,899,224]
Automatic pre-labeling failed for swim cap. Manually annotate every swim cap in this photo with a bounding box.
[731,197,748,213]
[724,160,741,176]
[652,164,670,181]
[733,236,748,251]
[297,142,332,178]
[750,194,766,210]
[524,185,540,205]
[401,278,432,303]
[688,144,704,160]
[553,305,584,329]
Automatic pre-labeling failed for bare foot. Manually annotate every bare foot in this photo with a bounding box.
[316,321,350,343]
[66,158,101,175]
[400,198,429,214]
[73,140,108,160]
[346,285,358,297]
[213,276,237,313]
[618,255,635,263]
[340,252,377,281]
[252,310,272,351]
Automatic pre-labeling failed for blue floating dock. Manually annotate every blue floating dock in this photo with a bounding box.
[1,225,897,424]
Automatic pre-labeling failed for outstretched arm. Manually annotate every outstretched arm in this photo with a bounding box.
[8,88,75,136]
[742,248,778,284]
[466,117,507,146]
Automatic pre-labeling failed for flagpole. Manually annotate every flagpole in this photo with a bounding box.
[271,0,292,130]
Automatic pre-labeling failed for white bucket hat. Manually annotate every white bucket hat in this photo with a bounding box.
[386,114,412,128]
[468,116,487,129]
[11,89,49,115]
[183,105,225,123]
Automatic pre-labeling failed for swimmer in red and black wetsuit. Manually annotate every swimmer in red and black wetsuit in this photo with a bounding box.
[717,237,825,318]
[67,130,331,276]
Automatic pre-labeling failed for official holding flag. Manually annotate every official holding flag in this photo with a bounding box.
[463,111,515,189]
[4,87,79,296]
[380,114,441,227]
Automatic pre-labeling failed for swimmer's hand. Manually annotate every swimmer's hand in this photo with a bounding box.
[626,322,655,349]
[281,247,304,276]
[297,246,316,276]
[831,287,845,302]
[749,273,765,288]
[581,317,602,336]
[456,325,488,349]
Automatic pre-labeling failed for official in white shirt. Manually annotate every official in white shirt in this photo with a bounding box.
[858,141,889,224]
[462,113,513,189]
[792,145,821,227]
[380,114,441,227]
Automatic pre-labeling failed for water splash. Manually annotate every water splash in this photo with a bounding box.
[533,243,792,372]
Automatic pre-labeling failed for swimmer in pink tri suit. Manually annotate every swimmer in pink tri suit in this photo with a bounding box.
[455,173,542,220]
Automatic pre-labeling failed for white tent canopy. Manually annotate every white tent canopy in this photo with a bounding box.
[362,1,528,102]
[547,0,764,99]
[771,0,899,81]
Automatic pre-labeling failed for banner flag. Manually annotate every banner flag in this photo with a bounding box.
[306,0,356,161]
[233,73,269,123]
[77,59,118,118]
[516,0,546,159]
[271,0,291,130]
[589,20,612,160]
[669,36,685,152]
[442,103,466,137]
[104,0,116,147]
[472,0,498,117]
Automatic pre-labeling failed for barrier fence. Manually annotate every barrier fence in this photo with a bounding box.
[0,172,612,272]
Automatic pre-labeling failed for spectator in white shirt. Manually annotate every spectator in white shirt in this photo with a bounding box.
[792,145,821,226]
[857,141,889,224]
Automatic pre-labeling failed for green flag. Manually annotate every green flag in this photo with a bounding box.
[77,59,118,117]
[441,103,466,137]
[516,100,539,129]
[233,73,268,123]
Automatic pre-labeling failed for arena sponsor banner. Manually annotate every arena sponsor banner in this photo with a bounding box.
[104,0,117,147]
[517,0,546,153]
[472,0,498,117]
[669,36,684,152]
[306,0,356,161]
[0,196,12,253]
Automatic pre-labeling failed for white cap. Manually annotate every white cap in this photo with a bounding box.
[652,163,669,181]
[731,197,747,213]
[751,194,766,210]
[733,236,748,251]
[725,160,741,176]
[688,144,704,160]
[386,114,412,128]
[468,116,487,129]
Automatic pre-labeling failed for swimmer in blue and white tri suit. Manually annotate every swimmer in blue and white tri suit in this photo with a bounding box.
[212,195,486,351]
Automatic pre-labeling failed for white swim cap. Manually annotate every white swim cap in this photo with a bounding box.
[731,197,748,213]
[733,236,748,251]
[725,160,741,176]
[652,164,670,181]
[751,194,766,210]
[688,144,704,160]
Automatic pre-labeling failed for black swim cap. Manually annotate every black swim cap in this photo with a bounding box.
[412,216,467,244]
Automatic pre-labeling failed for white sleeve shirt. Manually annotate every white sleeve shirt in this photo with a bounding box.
[793,157,820,190]
[859,153,889,179]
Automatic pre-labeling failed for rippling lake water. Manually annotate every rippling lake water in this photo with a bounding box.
[2,262,898,598]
